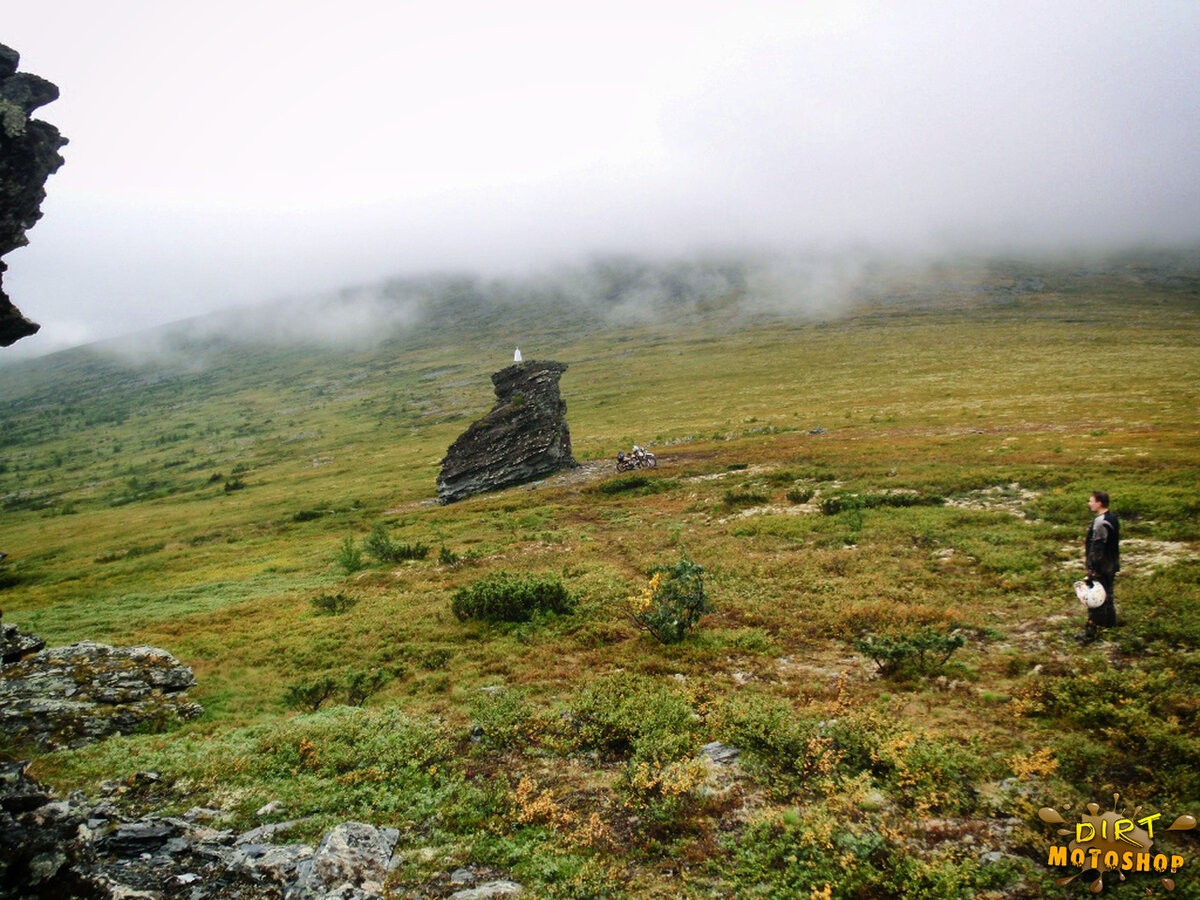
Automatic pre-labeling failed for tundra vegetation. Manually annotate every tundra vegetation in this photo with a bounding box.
[0,257,1198,897]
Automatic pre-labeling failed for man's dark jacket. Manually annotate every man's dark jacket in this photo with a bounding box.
[1086,511,1120,576]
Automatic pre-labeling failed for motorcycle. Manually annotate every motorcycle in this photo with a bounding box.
[616,449,657,471]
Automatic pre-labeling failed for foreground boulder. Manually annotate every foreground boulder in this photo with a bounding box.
[437,360,577,503]
[0,641,203,751]
[287,822,399,900]
[0,42,68,347]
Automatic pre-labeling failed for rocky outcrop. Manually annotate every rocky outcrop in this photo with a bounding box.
[437,360,577,503]
[0,642,203,751]
[0,620,45,664]
[0,43,67,347]
[1,763,524,899]
[0,760,109,899]
[287,822,399,900]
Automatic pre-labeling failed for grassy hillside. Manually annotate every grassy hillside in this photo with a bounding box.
[1,256,1198,898]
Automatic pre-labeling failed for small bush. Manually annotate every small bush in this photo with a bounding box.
[438,545,460,566]
[819,491,944,515]
[292,508,325,522]
[468,688,544,749]
[335,536,365,574]
[627,553,711,644]
[451,571,575,623]
[722,488,769,508]
[363,522,429,563]
[568,672,699,764]
[310,592,359,615]
[416,647,454,670]
[224,478,246,493]
[785,486,814,504]
[854,627,966,677]
[345,669,391,706]
[283,676,339,712]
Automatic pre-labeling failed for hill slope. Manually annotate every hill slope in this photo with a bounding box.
[1,255,1198,898]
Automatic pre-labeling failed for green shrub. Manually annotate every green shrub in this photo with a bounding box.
[438,545,460,566]
[712,691,815,780]
[223,477,246,493]
[451,571,575,623]
[1015,660,1200,798]
[292,508,325,522]
[283,676,339,712]
[722,807,1006,899]
[819,491,943,515]
[335,536,365,574]
[363,522,429,563]
[416,647,454,670]
[722,488,769,508]
[785,486,814,503]
[627,553,711,644]
[567,672,698,765]
[854,627,966,677]
[309,592,359,615]
[345,669,391,706]
[468,688,543,749]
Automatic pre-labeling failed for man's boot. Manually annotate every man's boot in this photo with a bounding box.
[1076,621,1098,645]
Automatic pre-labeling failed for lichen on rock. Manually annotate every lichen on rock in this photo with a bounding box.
[0,641,202,751]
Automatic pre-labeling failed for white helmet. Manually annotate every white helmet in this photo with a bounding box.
[1074,580,1106,609]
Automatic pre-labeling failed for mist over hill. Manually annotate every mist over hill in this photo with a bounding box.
[4,247,1199,379]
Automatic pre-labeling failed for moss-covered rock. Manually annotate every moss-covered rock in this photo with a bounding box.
[0,642,201,751]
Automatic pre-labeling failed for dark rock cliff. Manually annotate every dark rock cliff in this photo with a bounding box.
[437,360,577,503]
[0,43,67,347]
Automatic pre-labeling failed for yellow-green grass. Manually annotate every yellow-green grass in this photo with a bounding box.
[2,263,1198,897]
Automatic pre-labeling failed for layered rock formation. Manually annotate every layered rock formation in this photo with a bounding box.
[437,360,577,503]
[0,641,203,751]
[0,43,67,347]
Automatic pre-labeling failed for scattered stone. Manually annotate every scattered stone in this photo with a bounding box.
[256,800,285,817]
[437,360,577,503]
[287,821,399,900]
[859,790,888,812]
[99,820,181,856]
[450,867,479,885]
[183,806,227,823]
[0,642,203,751]
[702,741,740,765]
[0,42,67,348]
[237,818,309,845]
[450,880,524,899]
[228,842,315,885]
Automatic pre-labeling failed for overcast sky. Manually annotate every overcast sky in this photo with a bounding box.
[3,0,1199,357]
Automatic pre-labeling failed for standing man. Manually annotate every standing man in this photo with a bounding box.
[1081,490,1120,643]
